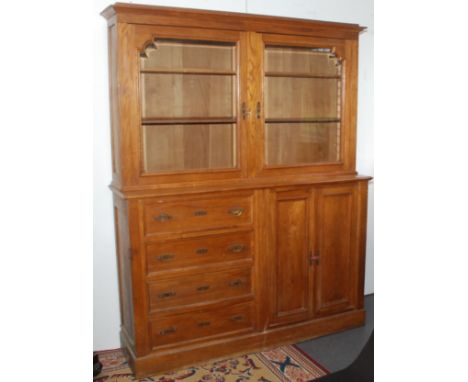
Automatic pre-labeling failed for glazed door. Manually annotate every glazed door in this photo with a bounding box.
[249,33,358,177]
[268,189,313,327]
[312,184,359,317]
[122,24,249,186]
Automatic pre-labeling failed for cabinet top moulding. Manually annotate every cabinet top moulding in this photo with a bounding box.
[101,3,366,40]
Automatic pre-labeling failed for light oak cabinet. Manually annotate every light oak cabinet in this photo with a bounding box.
[102,3,370,377]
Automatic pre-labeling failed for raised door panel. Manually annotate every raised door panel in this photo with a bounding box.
[269,190,311,327]
[313,184,358,316]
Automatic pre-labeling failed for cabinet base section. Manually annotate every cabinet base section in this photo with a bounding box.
[122,309,365,378]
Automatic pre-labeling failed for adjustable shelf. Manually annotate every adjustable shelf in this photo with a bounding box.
[140,68,236,76]
[265,72,341,79]
[265,117,341,124]
[142,117,237,125]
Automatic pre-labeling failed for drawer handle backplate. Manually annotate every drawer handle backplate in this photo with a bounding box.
[194,210,207,216]
[154,213,173,222]
[230,315,245,322]
[156,253,175,262]
[197,285,210,292]
[229,279,243,287]
[196,247,208,255]
[228,244,246,253]
[157,291,176,299]
[159,326,176,336]
[197,321,211,328]
[228,207,244,216]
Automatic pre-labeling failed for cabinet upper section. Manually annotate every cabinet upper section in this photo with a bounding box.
[102,3,366,192]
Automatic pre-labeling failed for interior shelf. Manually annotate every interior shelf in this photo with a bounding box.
[140,68,236,76]
[264,72,341,79]
[142,117,237,125]
[265,117,341,124]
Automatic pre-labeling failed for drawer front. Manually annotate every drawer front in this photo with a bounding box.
[148,268,252,311]
[143,195,252,235]
[150,302,254,347]
[146,231,253,273]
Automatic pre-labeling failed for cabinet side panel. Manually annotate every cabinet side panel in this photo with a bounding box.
[113,196,135,348]
[108,24,121,187]
[356,181,369,308]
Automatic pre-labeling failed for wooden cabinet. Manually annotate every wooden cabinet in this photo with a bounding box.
[102,3,370,377]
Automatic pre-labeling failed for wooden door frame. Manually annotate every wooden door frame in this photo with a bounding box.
[115,24,250,188]
[250,33,358,178]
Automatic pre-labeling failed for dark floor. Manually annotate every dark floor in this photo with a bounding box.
[296,294,374,373]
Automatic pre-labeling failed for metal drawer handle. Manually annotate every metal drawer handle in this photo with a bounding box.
[157,291,176,299]
[196,247,208,255]
[197,321,211,328]
[229,279,242,287]
[194,210,207,216]
[197,285,210,292]
[159,326,176,336]
[228,244,246,253]
[228,207,244,216]
[156,253,174,262]
[154,213,172,222]
[230,315,245,322]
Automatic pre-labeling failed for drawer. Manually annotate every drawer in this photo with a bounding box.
[146,231,253,273]
[143,194,252,235]
[150,302,254,348]
[148,267,252,312]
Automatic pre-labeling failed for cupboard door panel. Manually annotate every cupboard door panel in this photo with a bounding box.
[270,190,311,326]
[314,185,357,316]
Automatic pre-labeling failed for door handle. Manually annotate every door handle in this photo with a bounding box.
[241,102,251,119]
[309,250,320,265]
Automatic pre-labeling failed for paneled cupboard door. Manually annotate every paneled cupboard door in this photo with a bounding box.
[118,25,249,186]
[268,189,313,327]
[269,184,360,327]
[249,33,358,177]
[312,184,359,317]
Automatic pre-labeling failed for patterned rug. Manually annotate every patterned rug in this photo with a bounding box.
[94,345,328,382]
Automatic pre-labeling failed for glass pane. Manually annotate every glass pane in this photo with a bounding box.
[141,40,235,72]
[265,46,341,76]
[264,45,342,166]
[142,124,235,172]
[139,38,238,173]
[265,77,340,119]
[266,123,340,165]
[141,73,235,119]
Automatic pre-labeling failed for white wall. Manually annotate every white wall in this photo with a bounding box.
[93,0,374,350]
